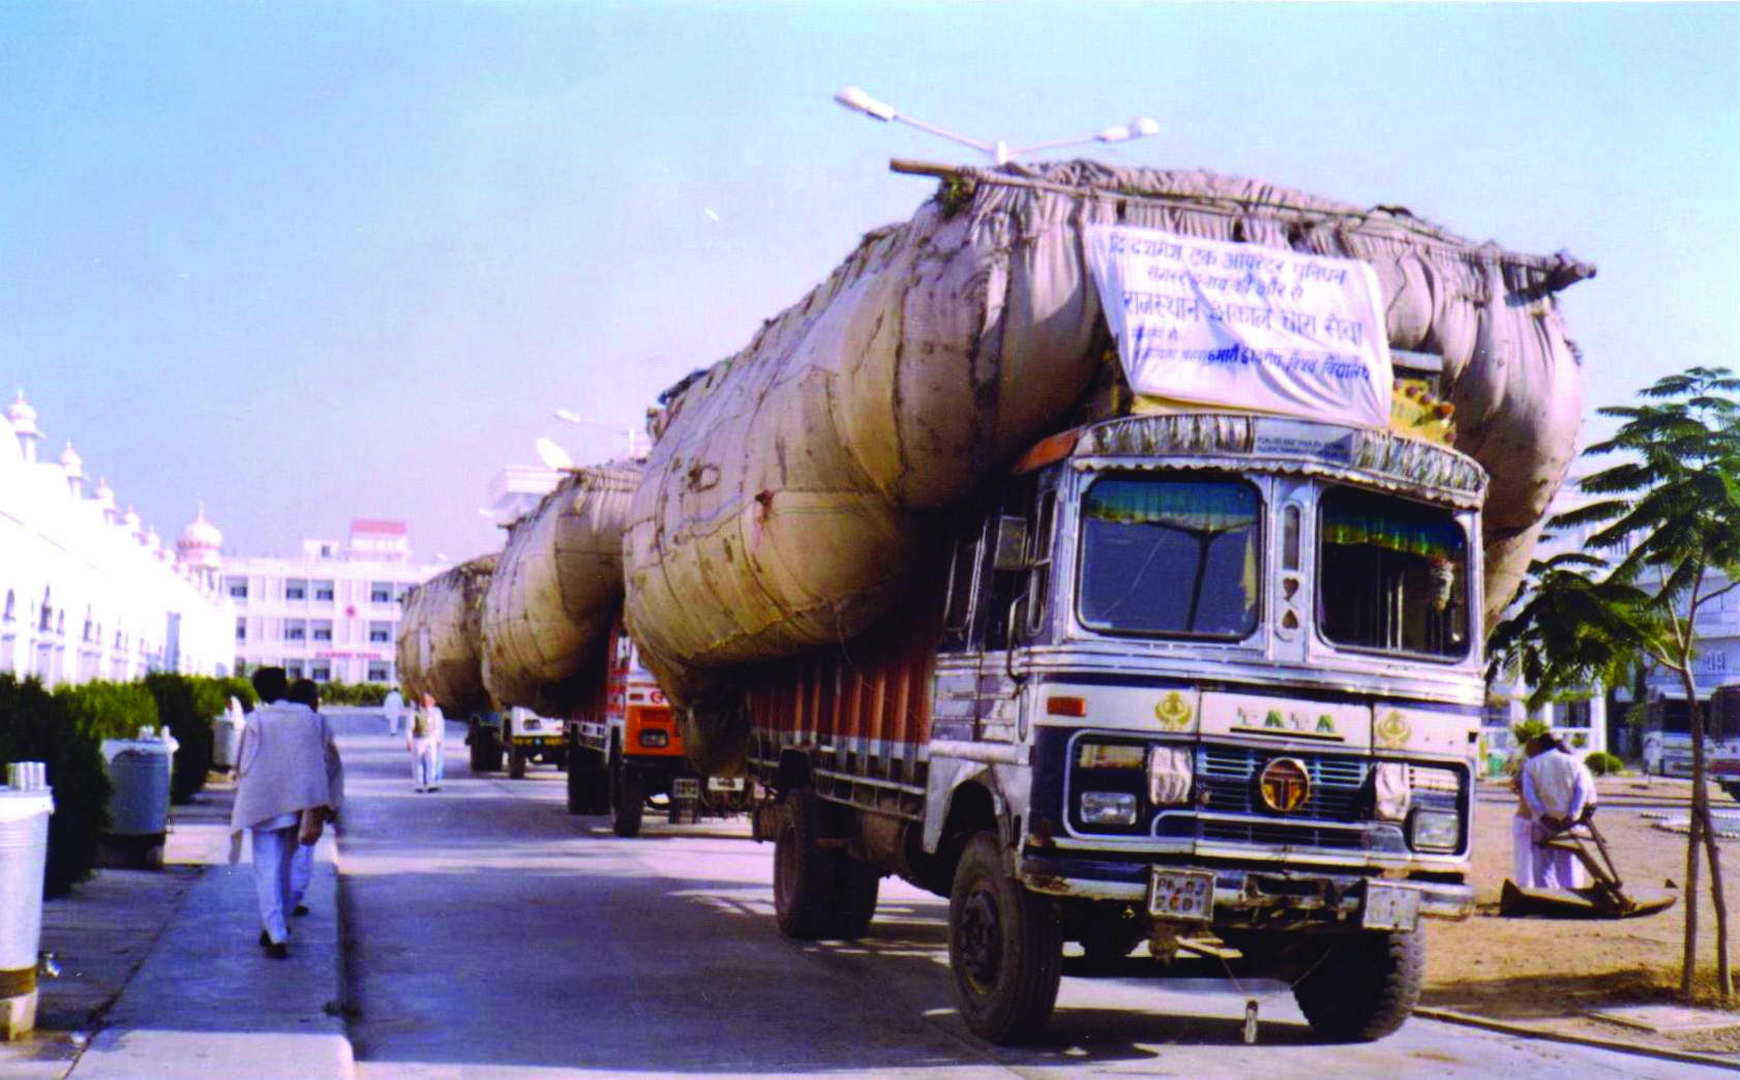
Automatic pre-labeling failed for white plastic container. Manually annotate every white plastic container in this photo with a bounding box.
[0,784,53,1040]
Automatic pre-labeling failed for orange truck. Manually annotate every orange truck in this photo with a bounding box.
[565,624,750,836]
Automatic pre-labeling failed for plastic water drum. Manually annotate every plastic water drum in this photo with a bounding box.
[212,714,240,770]
[101,739,173,837]
[0,787,53,1009]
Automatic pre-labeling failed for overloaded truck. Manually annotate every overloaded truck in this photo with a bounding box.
[565,623,751,836]
[400,157,1592,1044]
[466,706,568,779]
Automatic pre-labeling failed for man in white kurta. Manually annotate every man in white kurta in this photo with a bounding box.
[230,668,343,955]
[382,688,405,737]
[1522,735,1598,889]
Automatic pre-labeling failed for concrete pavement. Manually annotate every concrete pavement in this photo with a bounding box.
[0,762,352,1080]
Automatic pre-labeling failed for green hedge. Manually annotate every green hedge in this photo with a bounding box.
[316,680,389,706]
[0,676,169,897]
[142,673,248,804]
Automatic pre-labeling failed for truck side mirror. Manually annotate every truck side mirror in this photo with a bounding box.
[993,516,1029,572]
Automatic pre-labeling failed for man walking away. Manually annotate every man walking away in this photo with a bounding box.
[383,686,405,737]
[230,667,343,957]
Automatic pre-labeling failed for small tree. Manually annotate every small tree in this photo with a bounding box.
[1489,366,1740,1001]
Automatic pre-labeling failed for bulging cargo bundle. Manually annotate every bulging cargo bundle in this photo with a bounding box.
[624,158,1592,711]
[480,462,641,716]
[395,553,498,715]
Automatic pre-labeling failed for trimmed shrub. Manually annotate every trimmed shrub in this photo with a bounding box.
[1584,750,1625,776]
[143,673,214,804]
[315,680,389,707]
[0,676,151,896]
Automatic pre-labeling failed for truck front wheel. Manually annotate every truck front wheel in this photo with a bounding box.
[1292,930,1423,1041]
[948,831,1062,1043]
[773,790,835,939]
[508,745,527,779]
[567,749,606,815]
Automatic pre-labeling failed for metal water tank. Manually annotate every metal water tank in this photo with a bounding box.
[0,780,53,1039]
[101,738,173,838]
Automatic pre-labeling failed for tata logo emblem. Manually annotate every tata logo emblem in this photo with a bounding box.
[1257,757,1311,813]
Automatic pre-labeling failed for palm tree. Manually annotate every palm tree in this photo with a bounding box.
[1489,366,1740,1001]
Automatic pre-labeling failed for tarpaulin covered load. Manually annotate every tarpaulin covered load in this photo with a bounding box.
[395,553,497,715]
[624,158,1593,709]
[481,462,640,717]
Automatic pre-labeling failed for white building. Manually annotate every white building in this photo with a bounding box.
[0,390,235,684]
[226,520,451,685]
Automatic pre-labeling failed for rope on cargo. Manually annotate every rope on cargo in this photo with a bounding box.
[887,158,1595,290]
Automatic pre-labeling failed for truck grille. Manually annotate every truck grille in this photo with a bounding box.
[1198,747,1368,821]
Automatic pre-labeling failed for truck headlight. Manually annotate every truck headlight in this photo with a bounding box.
[638,729,669,748]
[1147,745,1194,806]
[1080,791,1137,826]
[1409,809,1460,852]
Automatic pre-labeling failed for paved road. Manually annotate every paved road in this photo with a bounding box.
[331,717,1728,1079]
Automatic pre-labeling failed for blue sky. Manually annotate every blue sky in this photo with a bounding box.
[4,2,1735,561]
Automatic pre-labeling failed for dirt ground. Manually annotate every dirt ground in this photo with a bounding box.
[1421,773,1740,1051]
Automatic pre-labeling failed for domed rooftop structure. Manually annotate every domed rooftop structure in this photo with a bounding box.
[177,504,223,553]
[5,390,40,437]
[93,476,116,511]
[58,441,83,477]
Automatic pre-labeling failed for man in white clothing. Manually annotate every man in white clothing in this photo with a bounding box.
[231,667,343,957]
[408,692,445,792]
[382,687,405,737]
[1522,734,1598,889]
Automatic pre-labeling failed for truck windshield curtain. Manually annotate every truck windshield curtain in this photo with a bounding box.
[1318,486,1469,659]
[1079,475,1260,638]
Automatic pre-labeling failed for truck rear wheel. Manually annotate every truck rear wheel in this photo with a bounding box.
[948,831,1062,1043]
[773,790,835,939]
[508,745,527,779]
[567,749,605,814]
[610,755,644,838]
[1292,930,1423,1041]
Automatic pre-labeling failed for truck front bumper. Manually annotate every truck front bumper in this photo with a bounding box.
[1019,853,1473,927]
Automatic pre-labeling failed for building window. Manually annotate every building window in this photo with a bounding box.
[367,662,391,682]
[284,620,307,642]
[236,618,247,643]
[368,621,392,644]
[370,582,393,604]
[310,662,331,682]
[285,579,307,601]
[1560,699,1593,728]
[227,576,249,600]
[311,620,333,642]
[285,662,305,679]
[314,580,335,602]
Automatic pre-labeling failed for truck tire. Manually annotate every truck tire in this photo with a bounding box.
[610,755,644,838]
[773,790,837,939]
[948,831,1063,1043]
[829,858,881,941]
[468,724,488,773]
[1292,930,1423,1041]
[508,745,527,779]
[567,749,609,815]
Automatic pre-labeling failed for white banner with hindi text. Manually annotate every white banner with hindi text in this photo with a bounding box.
[1084,225,1392,428]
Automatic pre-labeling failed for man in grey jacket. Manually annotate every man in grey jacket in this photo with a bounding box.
[230,667,343,957]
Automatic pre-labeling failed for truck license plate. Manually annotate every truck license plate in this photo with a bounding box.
[1362,881,1422,931]
[706,776,745,792]
[1146,869,1214,922]
[671,778,701,800]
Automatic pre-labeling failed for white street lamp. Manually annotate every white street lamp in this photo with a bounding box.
[833,86,1158,165]
[553,409,640,457]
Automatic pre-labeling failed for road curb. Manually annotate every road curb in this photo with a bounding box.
[1414,1005,1740,1072]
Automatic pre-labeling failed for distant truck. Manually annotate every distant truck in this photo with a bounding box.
[466,707,568,779]
[565,625,750,836]
[740,410,1487,1043]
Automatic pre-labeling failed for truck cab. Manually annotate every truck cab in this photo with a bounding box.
[752,411,1486,1042]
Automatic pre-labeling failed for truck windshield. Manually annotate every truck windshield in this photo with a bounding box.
[1319,486,1469,659]
[1078,475,1261,639]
